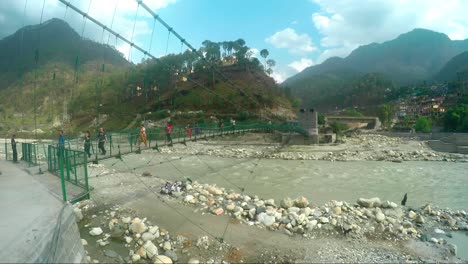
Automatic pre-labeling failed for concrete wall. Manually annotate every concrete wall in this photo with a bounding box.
[457,146,468,154]
[46,205,86,263]
[427,140,458,153]
[0,161,86,263]
[454,134,468,146]
[298,109,318,136]
[427,134,468,153]
[282,133,318,145]
[376,132,468,153]
[379,132,431,140]
[377,132,455,141]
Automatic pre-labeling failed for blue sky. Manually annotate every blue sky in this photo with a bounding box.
[2,0,468,82]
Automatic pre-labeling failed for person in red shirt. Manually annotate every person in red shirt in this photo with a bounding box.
[186,124,192,140]
[166,122,173,146]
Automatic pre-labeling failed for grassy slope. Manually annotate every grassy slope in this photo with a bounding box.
[0,62,294,137]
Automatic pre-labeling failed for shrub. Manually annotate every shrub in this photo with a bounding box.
[414,117,432,133]
[329,121,348,135]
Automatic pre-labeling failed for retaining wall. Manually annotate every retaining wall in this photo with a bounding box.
[426,133,468,153]
[427,140,458,153]
[0,161,86,263]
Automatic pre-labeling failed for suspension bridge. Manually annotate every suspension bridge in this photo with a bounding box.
[2,0,316,201]
[0,1,314,261]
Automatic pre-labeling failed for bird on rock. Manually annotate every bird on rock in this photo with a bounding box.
[401,193,408,206]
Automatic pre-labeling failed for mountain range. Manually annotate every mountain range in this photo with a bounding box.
[0,18,129,90]
[283,28,468,110]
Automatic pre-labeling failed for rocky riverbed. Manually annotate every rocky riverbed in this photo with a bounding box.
[157,132,468,163]
[74,200,239,264]
[79,132,468,263]
[74,179,467,263]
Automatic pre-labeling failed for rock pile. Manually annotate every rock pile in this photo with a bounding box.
[72,201,237,264]
[156,133,468,163]
[160,181,186,195]
[159,180,468,247]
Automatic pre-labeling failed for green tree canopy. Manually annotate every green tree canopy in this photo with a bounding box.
[415,117,432,133]
[443,104,468,132]
[260,49,269,60]
[377,104,395,127]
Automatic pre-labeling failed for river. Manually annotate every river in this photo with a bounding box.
[154,156,468,211]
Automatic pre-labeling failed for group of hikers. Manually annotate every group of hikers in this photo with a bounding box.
[135,121,196,147]
[62,128,107,159]
[81,128,107,158]
[9,117,238,163]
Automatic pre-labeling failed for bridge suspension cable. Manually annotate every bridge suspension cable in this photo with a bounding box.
[57,0,248,114]
[106,0,119,45]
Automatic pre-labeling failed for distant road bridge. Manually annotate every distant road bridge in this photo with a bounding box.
[324,116,381,130]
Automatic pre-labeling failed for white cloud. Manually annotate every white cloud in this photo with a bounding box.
[0,0,177,62]
[266,28,316,55]
[248,48,259,58]
[288,58,314,72]
[271,71,288,83]
[311,0,468,62]
[315,45,357,64]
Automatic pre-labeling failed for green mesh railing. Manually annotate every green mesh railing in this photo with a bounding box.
[47,145,90,203]
[21,143,39,166]
[6,121,305,203]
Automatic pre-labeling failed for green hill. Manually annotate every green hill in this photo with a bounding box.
[0,18,129,90]
[435,51,468,81]
[0,19,294,136]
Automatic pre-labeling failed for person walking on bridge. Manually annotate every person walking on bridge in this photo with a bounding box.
[186,124,192,140]
[57,129,65,158]
[83,131,91,158]
[98,128,107,155]
[11,134,18,163]
[138,124,148,147]
[166,122,173,146]
[230,118,236,132]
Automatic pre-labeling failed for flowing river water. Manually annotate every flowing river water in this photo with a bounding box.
[170,156,468,211]
[78,141,468,263]
[155,155,468,260]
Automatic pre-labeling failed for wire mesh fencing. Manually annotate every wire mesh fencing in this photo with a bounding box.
[47,144,90,203]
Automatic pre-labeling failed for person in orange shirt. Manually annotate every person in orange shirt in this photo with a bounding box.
[138,124,147,147]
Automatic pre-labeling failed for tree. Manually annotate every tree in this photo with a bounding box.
[330,121,348,135]
[267,59,276,75]
[443,104,468,132]
[266,59,276,69]
[414,117,432,133]
[250,57,262,69]
[260,49,269,69]
[221,41,228,58]
[201,40,221,63]
[318,113,325,126]
[260,49,269,60]
[377,104,395,128]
